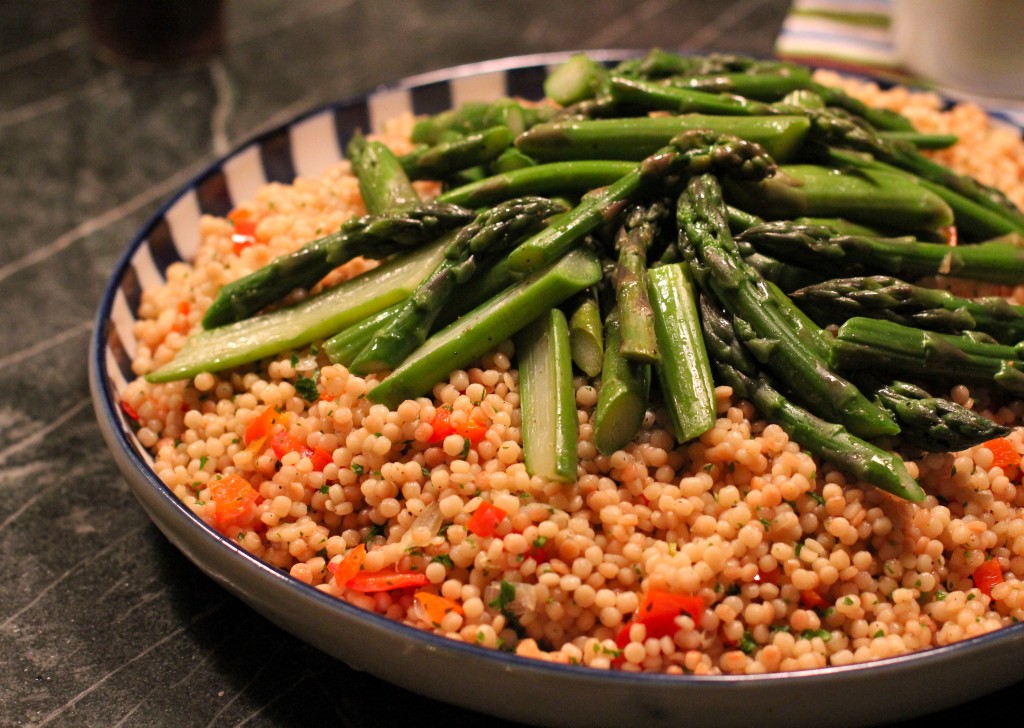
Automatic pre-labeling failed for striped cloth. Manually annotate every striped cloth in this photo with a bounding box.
[775,0,1024,125]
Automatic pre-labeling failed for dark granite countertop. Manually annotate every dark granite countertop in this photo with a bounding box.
[3,1,1021,725]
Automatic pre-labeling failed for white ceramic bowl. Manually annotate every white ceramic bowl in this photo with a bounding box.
[90,51,1024,728]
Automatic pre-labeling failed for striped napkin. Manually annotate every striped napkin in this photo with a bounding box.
[775,0,1024,125]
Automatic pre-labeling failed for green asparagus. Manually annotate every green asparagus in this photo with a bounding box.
[699,294,925,501]
[723,164,954,232]
[515,115,811,163]
[868,380,1012,451]
[508,129,777,273]
[790,275,1024,343]
[832,317,1024,396]
[592,309,651,455]
[349,197,566,374]
[566,289,605,377]
[367,248,603,408]
[648,263,717,442]
[201,202,474,329]
[738,221,1024,285]
[517,308,579,481]
[677,173,900,439]
[612,203,664,363]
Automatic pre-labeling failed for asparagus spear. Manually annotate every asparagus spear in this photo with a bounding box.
[868,380,1012,451]
[677,173,900,439]
[544,52,610,106]
[410,97,556,145]
[613,203,664,363]
[592,309,651,455]
[367,248,603,408]
[664,67,814,101]
[347,132,420,214]
[514,115,811,163]
[793,101,1024,231]
[349,197,567,374]
[819,148,1023,242]
[322,302,403,367]
[201,202,474,329]
[699,294,924,502]
[790,275,1024,343]
[566,289,604,377]
[437,160,635,208]
[399,126,514,180]
[609,75,776,116]
[507,129,777,274]
[517,308,579,482]
[832,317,1024,396]
[723,164,954,232]
[648,263,717,442]
[737,221,1024,285]
[147,237,452,383]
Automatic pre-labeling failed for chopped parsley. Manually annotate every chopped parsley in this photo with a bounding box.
[739,631,757,655]
[351,463,365,476]
[318,484,330,495]
[295,375,320,402]
[432,554,454,569]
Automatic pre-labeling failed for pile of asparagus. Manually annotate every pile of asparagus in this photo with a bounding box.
[147,49,1024,502]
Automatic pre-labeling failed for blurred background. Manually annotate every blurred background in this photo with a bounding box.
[2,1,1021,726]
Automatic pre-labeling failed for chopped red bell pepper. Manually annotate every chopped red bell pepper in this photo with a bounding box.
[466,501,508,538]
[754,568,780,585]
[346,568,429,592]
[973,558,1004,597]
[616,588,704,649]
[244,406,282,448]
[427,405,488,445]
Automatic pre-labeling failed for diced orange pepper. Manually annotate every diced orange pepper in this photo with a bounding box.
[466,501,507,538]
[228,208,260,253]
[973,558,1004,597]
[983,437,1020,470]
[329,543,367,588]
[244,406,282,449]
[209,474,260,530]
[414,591,463,626]
[453,412,488,444]
[347,568,429,592]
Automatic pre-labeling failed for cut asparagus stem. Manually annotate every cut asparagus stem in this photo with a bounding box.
[147,238,452,383]
[613,203,663,363]
[367,248,603,408]
[517,308,579,482]
[322,302,403,367]
[592,309,651,455]
[648,263,716,442]
[566,289,604,377]
[347,132,420,214]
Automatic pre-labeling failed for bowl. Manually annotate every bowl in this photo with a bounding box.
[90,51,1024,728]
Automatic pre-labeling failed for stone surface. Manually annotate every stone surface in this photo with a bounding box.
[1,1,1020,726]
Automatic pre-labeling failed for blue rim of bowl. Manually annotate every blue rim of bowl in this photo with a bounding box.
[89,49,1024,698]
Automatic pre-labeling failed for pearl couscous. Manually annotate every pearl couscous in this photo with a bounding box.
[122,77,1024,675]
